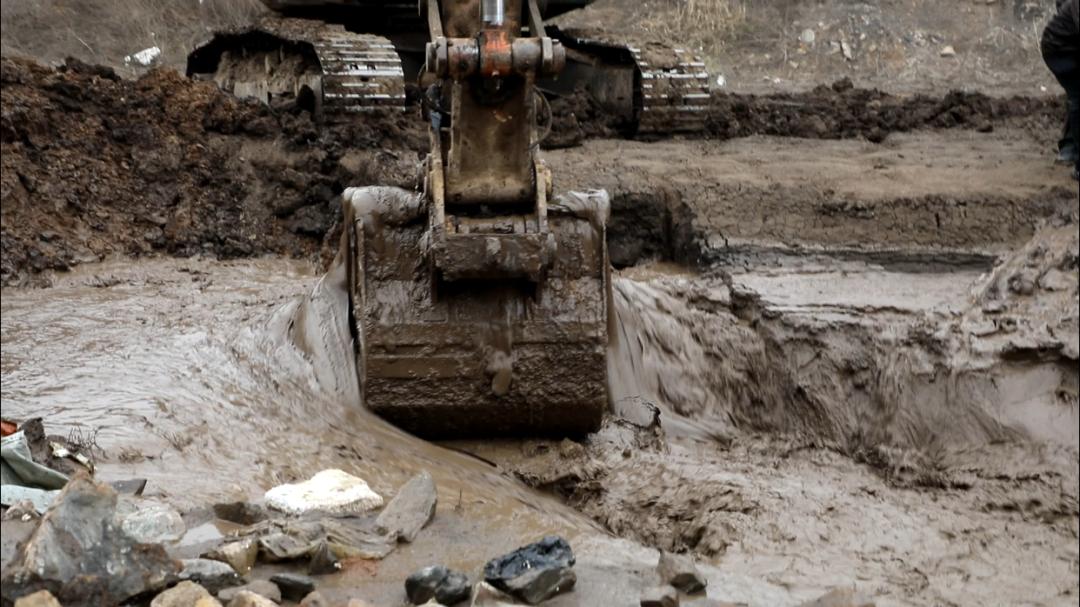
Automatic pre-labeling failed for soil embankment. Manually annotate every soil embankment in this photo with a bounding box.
[1,56,1068,287]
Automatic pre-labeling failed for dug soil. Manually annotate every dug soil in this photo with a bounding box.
[1,56,1068,287]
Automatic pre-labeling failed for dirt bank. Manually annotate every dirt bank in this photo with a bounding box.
[0,57,421,287]
[550,80,1064,146]
[4,57,1071,288]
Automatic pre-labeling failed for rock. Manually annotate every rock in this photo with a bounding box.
[798,587,875,607]
[205,538,259,576]
[109,478,148,496]
[179,558,243,593]
[218,580,282,604]
[265,469,383,515]
[405,565,471,605]
[2,500,40,521]
[151,581,222,607]
[375,471,437,543]
[13,590,61,607]
[940,45,956,57]
[226,590,280,607]
[346,600,379,607]
[270,572,317,602]
[799,29,816,45]
[657,551,707,594]
[0,476,180,606]
[640,585,679,607]
[469,582,516,607]
[308,540,341,575]
[299,591,330,607]
[257,532,313,562]
[118,499,186,543]
[1039,268,1071,292]
[213,502,268,525]
[483,536,576,604]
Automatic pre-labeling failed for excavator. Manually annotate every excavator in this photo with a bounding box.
[187,0,709,437]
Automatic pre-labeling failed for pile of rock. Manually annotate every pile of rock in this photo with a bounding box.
[404,536,578,607]
[1,468,443,607]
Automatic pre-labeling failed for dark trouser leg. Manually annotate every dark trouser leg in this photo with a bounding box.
[1044,52,1080,172]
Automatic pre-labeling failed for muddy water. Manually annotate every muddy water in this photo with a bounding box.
[3,247,1077,605]
[0,258,602,571]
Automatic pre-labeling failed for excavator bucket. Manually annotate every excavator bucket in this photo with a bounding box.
[343,187,610,438]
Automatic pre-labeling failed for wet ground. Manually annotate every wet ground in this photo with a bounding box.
[3,217,1077,606]
[1,48,1078,607]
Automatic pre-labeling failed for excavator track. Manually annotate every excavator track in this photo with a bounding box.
[547,29,711,134]
[186,18,406,117]
[313,30,407,113]
[631,45,711,133]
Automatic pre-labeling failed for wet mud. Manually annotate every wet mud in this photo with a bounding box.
[2,55,1078,606]
[1,56,1068,288]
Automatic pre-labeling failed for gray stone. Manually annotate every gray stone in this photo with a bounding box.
[375,471,438,543]
[270,572,316,602]
[258,532,312,562]
[405,565,471,605]
[0,476,180,606]
[218,580,282,604]
[226,590,279,607]
[179,558,243,593]
[483,536,576,604]
[119,499,186,543]
[657,551,707,594]
[640,585,679,607]
[13,590,61,607]
[308,540,341,575]
[205,538,259,576]
[151,581,222,607]
[109,478,147,496]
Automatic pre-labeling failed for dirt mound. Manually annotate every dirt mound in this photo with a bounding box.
[549,79,1062,145]
[0,57,421,286]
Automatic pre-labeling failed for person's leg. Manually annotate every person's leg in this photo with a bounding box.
[1043,53,1080,175]
[1058,114,1076,163]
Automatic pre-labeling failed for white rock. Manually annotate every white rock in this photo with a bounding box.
[265,469,383,515]
[125,46,161,67]
[799,28,816,44]
[940,45,956,57]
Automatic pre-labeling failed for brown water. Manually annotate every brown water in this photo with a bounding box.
[3,251,1077,606]
[0,258,599,570]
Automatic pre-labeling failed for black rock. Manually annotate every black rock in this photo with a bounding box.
[405,565,471,605]
[483,536,577,604]
[271,572,317,602]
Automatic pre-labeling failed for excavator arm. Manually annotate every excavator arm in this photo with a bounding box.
[343,0,610,437]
